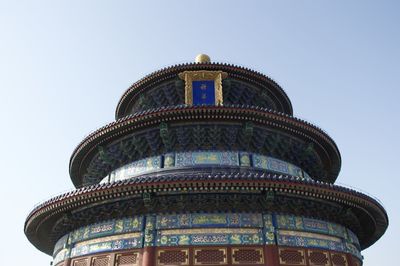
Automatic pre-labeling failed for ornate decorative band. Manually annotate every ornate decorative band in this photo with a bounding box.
[99,151,312,184]
[52,212,361,265]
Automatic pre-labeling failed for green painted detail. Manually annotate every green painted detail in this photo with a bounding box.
[144,215,156,247]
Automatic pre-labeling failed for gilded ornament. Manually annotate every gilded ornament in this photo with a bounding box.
[195,53,211,63]
[178,70,227,105]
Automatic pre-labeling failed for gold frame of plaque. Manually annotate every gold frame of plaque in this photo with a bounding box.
[178,70,228,106]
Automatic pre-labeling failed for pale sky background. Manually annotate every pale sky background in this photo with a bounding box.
[0,1,399,265]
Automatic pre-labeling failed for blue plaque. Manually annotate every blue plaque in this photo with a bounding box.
[192,80,215,105]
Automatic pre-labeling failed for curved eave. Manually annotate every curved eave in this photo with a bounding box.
[24,172,388,255]
[115,62,293,119]
[69,105,341,187]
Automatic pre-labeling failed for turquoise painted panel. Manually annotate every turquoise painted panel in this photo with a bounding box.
[156,213,263,229]
[156,229,263,246]
[175,151,239,167]
[70,235,143,257]
[252,155,305,178]
[68,216,144,245]
[112,156,162,181]
[69,226,90,245]
[275,215,348,239]
[302,217,329,233]
[253,155,288,173]
[275,214,302,230]
[326,222,347,239]
[276,230,346,252]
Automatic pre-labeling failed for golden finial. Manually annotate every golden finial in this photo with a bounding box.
[195,54,211,63]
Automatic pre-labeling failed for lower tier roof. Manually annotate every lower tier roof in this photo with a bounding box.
[25,169,387,255]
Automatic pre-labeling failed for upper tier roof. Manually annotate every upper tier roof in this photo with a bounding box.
[69,105,341,188]
[115,62,293,119]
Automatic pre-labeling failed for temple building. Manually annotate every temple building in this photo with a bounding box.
[25,55,388,266]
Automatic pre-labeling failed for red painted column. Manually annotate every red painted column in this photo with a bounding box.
[141,247,156,266]
[264,245,279,266]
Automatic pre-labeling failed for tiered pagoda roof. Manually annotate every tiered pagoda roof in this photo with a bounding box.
[24,55,388,266]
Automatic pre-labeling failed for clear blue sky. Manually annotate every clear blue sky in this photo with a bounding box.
[0,1,398,265]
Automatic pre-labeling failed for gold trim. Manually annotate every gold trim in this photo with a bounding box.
[178,70,227,105]
[157,248,189,266]
[194,248,227,265]
[232,248,264,264]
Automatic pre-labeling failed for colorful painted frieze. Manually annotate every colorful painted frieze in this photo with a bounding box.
[156,213,263,229]
[156,228,263,246]
[175,151,239,167]
[103,152,313,183]
[68,216,144,245]
[70,232,143,257]
[326,221,346,238]
[53,213,361,263]
[252,154,304,178]
[276,230,345,252]
[112,156,161,181]
[275,215,348,239]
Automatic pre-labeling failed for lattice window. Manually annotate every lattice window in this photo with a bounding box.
[92,256,110,266]
[116,253,139,266]
[232,248,264,264]
[73,259,88,266]
[194,248,227,265]
[158,249,189,266]
[279,248,306,265]
[331,253,348,266]
[308,251,330,266]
